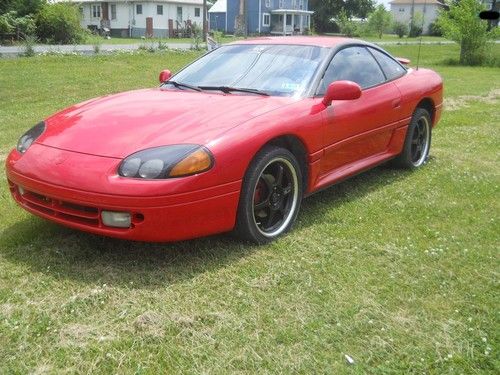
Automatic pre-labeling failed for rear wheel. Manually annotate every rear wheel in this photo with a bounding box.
[235,146,303,244]
[393,108,432,169]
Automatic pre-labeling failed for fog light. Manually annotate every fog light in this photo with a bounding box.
[101,211,131,228]
[18,186,25,195]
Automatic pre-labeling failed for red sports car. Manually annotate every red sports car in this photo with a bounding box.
[6,37,443,244]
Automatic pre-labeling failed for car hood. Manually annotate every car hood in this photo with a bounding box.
[37,88,294,158]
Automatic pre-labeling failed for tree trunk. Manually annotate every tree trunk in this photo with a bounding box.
[235,0,246,36]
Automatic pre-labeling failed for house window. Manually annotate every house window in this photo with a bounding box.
[265,0,271,7]
[279,0,284,8]
[157,5,163,15]
[299,0,304,10]
[92,5,101,18]
[177,6,183,21]
[286,14,292,25]
[292,0,297,8]
[262,13,270,27]
[136,4,142,15]
[399,8,405,12]
[111,4,116,20]
[195,7,200,17]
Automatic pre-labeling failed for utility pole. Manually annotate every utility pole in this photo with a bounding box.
[203,0,207,42]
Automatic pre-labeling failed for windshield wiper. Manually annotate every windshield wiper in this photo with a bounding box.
[198,86,270,96]
[164,80,202,92]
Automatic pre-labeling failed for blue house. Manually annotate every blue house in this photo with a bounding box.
[209,0,313,35]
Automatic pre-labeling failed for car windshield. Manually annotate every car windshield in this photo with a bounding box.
[170,44,328,97]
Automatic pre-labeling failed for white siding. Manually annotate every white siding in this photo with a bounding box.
[80,1,203,33]
[390,3,442,33]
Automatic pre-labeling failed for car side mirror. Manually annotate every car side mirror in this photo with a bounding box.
[322,80,362,107]
[159,69,172,83]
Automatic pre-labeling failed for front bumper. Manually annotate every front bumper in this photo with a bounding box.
[6,146,241,242]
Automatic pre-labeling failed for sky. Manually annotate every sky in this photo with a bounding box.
[376,0,392,9]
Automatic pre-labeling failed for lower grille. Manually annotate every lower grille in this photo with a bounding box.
[20,189,101,227]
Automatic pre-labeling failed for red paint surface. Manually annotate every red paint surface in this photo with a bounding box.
[6,37,443,242]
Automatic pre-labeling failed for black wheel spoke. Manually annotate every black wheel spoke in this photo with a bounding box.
[275,165,284,187]
[266,208,277,227]
[283,184,292,196]
[254,199,270,212]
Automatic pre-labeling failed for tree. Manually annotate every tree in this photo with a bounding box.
[36,3,83,44]
[368,4,392,39]
[437,0,498,65]
[0,0,46,17]
[234,0,246,36]
[310,0,375,33]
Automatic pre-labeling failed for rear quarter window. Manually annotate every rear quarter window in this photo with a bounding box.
[369,48,407,81]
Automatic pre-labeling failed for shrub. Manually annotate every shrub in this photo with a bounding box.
[22,34,37,56]
[36,3,84,44]
[437,0,498,65]
[409,12,423,37]
[0,13,14,37]
[0,11,35,40]
[393,21,408,38]
[428,22,442,37]
[337,9,359,38]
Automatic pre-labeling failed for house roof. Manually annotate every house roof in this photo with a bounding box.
[390,0,445,5]
[208,0,226,13]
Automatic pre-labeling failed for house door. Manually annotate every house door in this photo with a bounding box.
[146,17,153,38]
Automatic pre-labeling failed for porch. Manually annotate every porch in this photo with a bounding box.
[270,9,313,36]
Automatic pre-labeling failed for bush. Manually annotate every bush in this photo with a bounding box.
[437,0,498,65]
[428,22,442,37]
[36,3,84,44]
[393,21,408,38]
[0,11,35,40]
[337,9,359,37]
[409,12,423,37]
[22,34,37,56]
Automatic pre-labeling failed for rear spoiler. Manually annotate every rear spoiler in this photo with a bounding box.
[396,57,411,65]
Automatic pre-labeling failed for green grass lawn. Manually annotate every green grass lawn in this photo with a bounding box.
[0,44,499,373]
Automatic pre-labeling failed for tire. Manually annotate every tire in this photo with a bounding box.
[393,107,432,169]
[235,146,303,244]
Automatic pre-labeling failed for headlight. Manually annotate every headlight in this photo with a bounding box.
[17,121,45,154]
[118,145,214,179]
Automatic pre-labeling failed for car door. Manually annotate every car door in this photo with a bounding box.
[318,46,403,174]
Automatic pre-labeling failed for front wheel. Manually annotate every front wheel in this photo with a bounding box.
[393,108,432,169]
[235,146,303,244]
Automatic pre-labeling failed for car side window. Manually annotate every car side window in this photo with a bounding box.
[369,48,406,81]
[318,46,386,94]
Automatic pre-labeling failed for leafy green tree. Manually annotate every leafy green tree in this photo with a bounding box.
[310,0,374,33]
[36,3,84,44]
[437,0,498,65]
[368,4,392,38]
[0,0,46,17]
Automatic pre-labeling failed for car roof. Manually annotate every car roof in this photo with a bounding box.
[227,36,367,49]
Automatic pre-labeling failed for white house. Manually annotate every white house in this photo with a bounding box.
[390,0,447,34]
[59,0,205,38]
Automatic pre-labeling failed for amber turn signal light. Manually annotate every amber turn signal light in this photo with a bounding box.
[169,148,213,177]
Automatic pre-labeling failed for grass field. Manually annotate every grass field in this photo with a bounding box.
[0,44,499,373]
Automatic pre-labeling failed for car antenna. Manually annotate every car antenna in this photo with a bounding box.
[416,0,428,70]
